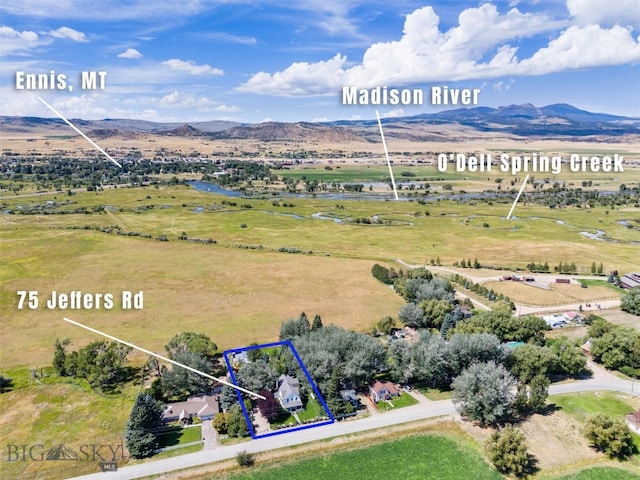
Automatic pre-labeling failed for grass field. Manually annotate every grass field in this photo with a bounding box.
[551,467,640,479]
[222,434,502,480]
[484,281,620,306]
[376,393,419,411]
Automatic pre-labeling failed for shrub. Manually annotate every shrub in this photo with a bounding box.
[236,449,255,467]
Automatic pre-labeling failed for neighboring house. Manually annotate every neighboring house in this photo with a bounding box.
[393,326,419,344]
[563,311,580,322]
[161,394,220,424]
[581,340,592,358]
[543,314,567,329]
[276,374,303,412]
[369,380,400,403]
[620,273,640,290]
[340,389,360,407]
[460,305,473,319]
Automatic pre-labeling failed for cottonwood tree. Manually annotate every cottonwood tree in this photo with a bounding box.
[161,351,214,400]
[452,361,516,426]
[445,333,506,378]
[508,344,559,383]
[165,332,217,360]
[411,332,449,386]
[398,302,424,327]
[621,287,640,315]
[236,359,278,394]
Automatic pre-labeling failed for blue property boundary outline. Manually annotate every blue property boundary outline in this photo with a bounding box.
[223,340,335,439]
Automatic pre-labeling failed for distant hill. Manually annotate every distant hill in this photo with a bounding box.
[2,104,638,140]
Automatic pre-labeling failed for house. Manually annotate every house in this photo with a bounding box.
[543,314,567,329]
[581,340,592,358]
[161,394,220,424]
[276,374,303,412]
[563,311,580,322]
[393,326,419,344]
[340,389,360,407]
[369,380,400,403]
[460,304,473,319]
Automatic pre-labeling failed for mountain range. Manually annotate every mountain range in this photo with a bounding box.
[1,103,639,141]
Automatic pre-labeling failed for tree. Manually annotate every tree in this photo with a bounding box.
[375,316,396,335]
[451,361,516,426]
[53,338,70,376]
[227,404,249,437]
[446,333,506,378]
[584,414,636,459]
[221,384,240,411]
[256,389,285,421]
[279,314,311,340]
[621,287,640,316]
[165,332,217,360]
[212,412,228,434]
[485,425,536,477]
[411,333,448,386]
[311,314,323,331]
[0,375,13,393]
[508,344,559,383]
[371,263,391,284]
[161,351,214,400]
[237,359,278,394]
[125,392,162,459]
[419,299,453,328]
[398,302,423,327]
[454,311,549,345]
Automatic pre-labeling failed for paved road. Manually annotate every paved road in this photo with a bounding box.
[69,362,637,480]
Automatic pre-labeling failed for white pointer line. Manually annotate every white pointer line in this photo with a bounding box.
[37,97,122,168]
[507,174,530,220]
[62,317,265,400]
[375,111,399,201]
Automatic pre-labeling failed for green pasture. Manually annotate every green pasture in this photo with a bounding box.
[551,467,640,480]
[223,434,502,480]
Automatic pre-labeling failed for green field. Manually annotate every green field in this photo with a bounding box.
[376,392,419,411]
[2,183,638,371]
[223,434,502,480]
[552,467,640,480]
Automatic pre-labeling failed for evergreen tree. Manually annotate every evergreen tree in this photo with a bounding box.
[485,425,535,477]
[597,262,604,275]
[227,404,249,437]
[312,314,323,331]
[125,392,162,459]
[53,338,70,376]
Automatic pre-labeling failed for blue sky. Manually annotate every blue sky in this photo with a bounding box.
[1,0,639,123]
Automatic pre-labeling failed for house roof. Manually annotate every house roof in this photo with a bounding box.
[162,394,219,421]
[370,380,399,396]
[277,374,302,408]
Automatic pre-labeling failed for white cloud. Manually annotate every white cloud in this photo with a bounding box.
[117,48,142,59]
[158,91,239,112]
[380,108,405,118]
[46,26,88,42]
[202,32,256,45]
[162,58,223,76]
[0,26,48,55]
[567,0,640,29]
[237,3,640,97]
[516,24,640,73]
[311,116,330,122]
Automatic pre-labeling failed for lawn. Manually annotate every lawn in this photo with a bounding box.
[223,434,502,480]
[155,424,202,449]
[376,393,419,411]
[551,467,640,480]
[421,385,453,401]
[297,396,323,422]
[552,392,640,421]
